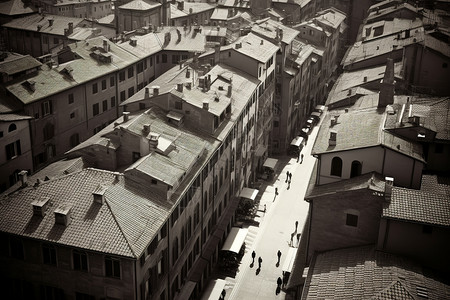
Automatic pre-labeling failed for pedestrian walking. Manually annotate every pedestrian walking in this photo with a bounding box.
[300,154,304,163]
[285,171,289,183]
[289,172,292,182]
[252,250,256,263]
[275,187,278,196]
[295,221,299,231]
[258,256,262,268]
[277,277,282,287]
[277,250,282,263]
[263,204,266,213]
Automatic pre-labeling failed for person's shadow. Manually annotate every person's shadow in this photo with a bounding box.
[256,268,261,275]
[250,262,254,268]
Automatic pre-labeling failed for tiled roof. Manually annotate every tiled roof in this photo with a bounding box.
[233,32,279,63]
[210,8,229,21]
[360,18,422,41]
[3,13,84,35]
[118,0,161,11]
[251,18,299,44]
[117,32,162,58]
[27,157,85,184]
[302,245,450,300]
[0,0,35,16]
[383,176,450,227]
[314,7,346,30]
[6,36,140,104]
[384,97,450,141]
[306,172,385,200]
[170,2,214,19]
[342,28,425,68]
[155,26,207,52]
[372,280,415,300]
[311,103,424,162]
[0,113,32,121]
[0,169,170,257]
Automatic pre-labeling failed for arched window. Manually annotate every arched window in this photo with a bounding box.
[330,157,342,177]
[8,123,17,132]
[350,161,362,178]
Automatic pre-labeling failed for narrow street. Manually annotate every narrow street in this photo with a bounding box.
[222,123,320,300]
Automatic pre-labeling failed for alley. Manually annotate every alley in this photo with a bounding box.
[222,124,320,300]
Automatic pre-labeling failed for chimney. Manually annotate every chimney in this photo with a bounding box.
[123,111,130,122]
[143,124,150,135]
[235,42,242,49]
[54,205,72,226]
[145,87,150,98]
[214,43,220,65]
[279,29,283,41]
[103,40,109,52]
[363,76,367,82]
[129,38,137,46]
[152,86,160,96]
[48,18,54,27]
[347,88,352,96]
[32,197,50,217]
[18,170,28,186]
[384,177,394,202]
[203,100,209,110]
[177,83,183,92]
[186,68,190,78]
[92,185,107,204]
[329,130,337,146]
[68,22,73,34]
[177,0,184,10]
[227,84,232,97]
[330,115,339,126]
[164,32,171,45]
[149,133,160,151]
[37,24,42,31]
[378,58,395,108]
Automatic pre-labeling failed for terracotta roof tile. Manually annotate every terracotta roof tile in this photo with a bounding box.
[303,246,450,300]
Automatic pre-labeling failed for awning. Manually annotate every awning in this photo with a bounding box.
[282,247,298,274]
[263,157,278,170]
[255,144,267,157]
[311,111,321,119]
[290,136,304,147]
[221,227,248,254]
[200,279,226,300]
[175,281,196,300]
[239,188,259,201]
[315,105,325,112]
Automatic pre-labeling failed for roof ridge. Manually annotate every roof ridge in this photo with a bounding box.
[104,193,138,258]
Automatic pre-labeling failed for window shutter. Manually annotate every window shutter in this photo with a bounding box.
[16,140,21,156]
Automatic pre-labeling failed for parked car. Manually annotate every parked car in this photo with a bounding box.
[314,105,325,113]
[306,117,315,128]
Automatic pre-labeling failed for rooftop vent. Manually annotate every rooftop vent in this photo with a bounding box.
[177,83,183,92]
[48,18,54,27]
[129,38,137,46]
[123,111,130,122]
[22,79,36,92]
[235,42,242,49]
[384,177,394,202]
[61,65,73,78]
[103,40,109,52]
[32,196,50,217]
[186,68,190,78]
[37,24,42,31]
[227,84,232,97]
[152,86,160,96]
[363,76,367,82]
[143,124,150,134]
[329,130,337,146]
[92,184,107,204]
[18,170,27,186]
[408,115,420,126]
[347,89,352,96]
[54,204,72,226]
[203,100,209,110]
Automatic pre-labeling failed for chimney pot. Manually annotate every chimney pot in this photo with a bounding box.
[18,170,28,186]
[123,111,130,122]
[384,177,394,201]
[54,205,72,226]
[145,87,150,98]
[203,100,209,110]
